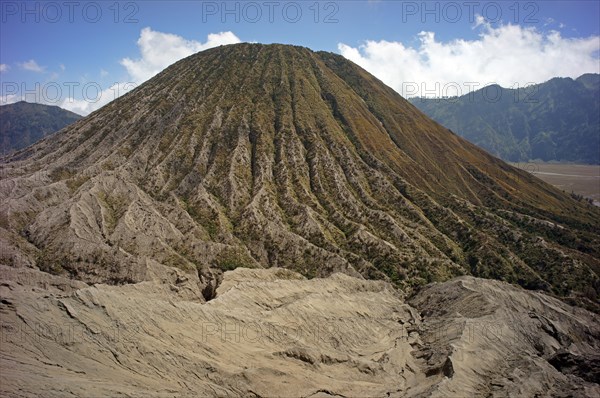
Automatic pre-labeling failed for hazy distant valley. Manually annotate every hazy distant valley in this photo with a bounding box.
[511,162,600,206]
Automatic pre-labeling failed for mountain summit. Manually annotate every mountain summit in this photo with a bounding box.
[1,43,599,308]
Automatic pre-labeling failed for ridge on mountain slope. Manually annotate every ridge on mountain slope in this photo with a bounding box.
[0,43,598,311]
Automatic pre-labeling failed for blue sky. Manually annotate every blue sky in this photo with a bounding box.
[1,1,599,114]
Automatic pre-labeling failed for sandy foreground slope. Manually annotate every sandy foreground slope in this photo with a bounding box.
[0,263,598,397]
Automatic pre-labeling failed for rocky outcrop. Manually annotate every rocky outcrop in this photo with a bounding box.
[1,266,598,397]
[408,277,600,396]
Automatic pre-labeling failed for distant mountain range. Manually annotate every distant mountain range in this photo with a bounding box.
[409,74,600,164]
[0,101,82,155]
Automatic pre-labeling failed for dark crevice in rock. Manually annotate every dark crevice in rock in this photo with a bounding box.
[548,350,600,384]
[199,268,222,302]
[424,356,454,378]
[201,283,216,302]
[305,389,346,398]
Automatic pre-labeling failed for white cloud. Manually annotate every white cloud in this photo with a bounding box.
[0,64,8,73]
[0,81,128,116]
[0,94,18,105]
[100,68,109,77]
[19,59,45,73]
[59,82,137,116]
[121,28,241,84]
[338,22,600,98]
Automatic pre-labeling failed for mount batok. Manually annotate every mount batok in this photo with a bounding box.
[1,43,600,397]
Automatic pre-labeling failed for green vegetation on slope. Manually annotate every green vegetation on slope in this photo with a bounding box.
[1,44,599,312]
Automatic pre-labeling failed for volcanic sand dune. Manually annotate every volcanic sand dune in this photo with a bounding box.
[1,265,598,397]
